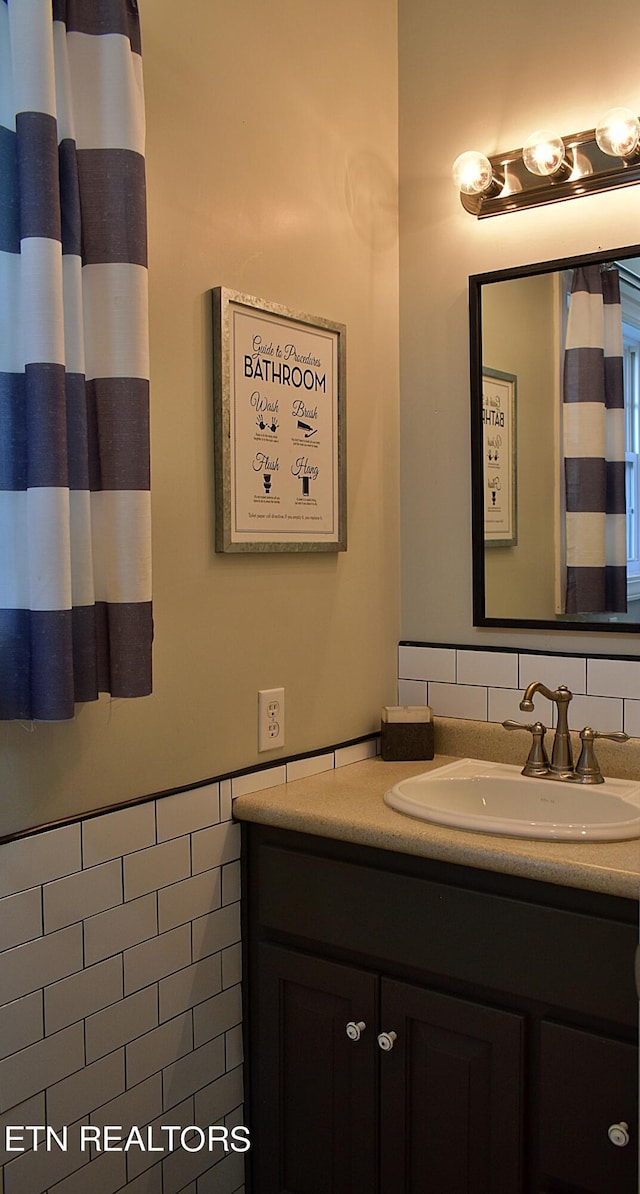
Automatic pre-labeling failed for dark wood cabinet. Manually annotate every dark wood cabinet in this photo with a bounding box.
[243,824,638,1194]
[539,1021,638,1193]
[255,944,378,1194]
[378,977,523,1193]
[254,944,523,1193]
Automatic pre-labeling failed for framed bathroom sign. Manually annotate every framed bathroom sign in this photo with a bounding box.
[212,288,347,552]
[482,367,517,546]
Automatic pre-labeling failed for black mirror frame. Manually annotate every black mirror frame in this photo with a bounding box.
[470,242,640,633]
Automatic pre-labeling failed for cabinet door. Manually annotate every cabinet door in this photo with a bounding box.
[539,1021,638,1194]
[252,942,378,1194]
[379,977,524,1194]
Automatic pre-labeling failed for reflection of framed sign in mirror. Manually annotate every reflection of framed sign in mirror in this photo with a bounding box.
[482,367,517,546]
[212,289,346,553]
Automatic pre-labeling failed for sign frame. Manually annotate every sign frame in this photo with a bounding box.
[482,367,517,547]
[212,288,347,553]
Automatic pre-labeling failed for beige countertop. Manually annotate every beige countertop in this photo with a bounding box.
[233,752,640,901]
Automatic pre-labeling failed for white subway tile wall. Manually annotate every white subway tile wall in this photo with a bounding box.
[487,686,528,726]
[0,825,82,898]
[518,653,587,694]
[285,752,335,782]
[398,644,456,683]
[587,656,640,699]
[398,644,640,738]
[457,649,519,690]
[427,681,488,721]
[0,992,43,1060]
[0,735,379,1194]
[624,699,640,737]
[44,860,122,933]
[569,694,624,733]
[0,887,42,951]
[230,766,286,800]
[334,739,378,767]
[397,678,428,705]
[0,782,245,1194]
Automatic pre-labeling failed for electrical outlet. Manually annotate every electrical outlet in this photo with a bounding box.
[258,687,285,751]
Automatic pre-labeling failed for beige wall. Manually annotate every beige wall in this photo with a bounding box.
[483,273,557,620]
[1,0,400,836]
[399,0,640,652]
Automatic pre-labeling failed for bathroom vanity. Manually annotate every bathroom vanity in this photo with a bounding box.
[235,755,640,1194]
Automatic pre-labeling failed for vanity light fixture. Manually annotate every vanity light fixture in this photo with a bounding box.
[454,107,640,217]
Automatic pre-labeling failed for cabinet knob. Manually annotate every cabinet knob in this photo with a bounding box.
[377,1030,397,1052]
[608,1122,630,1148]
[345,1020,366,1041]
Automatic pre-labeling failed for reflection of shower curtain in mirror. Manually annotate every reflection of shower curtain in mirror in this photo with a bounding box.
[563,265,627,613]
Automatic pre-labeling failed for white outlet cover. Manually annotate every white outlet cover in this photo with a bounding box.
[258,687,285,751]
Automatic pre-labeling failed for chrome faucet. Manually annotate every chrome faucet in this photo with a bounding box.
[503,680,629,784]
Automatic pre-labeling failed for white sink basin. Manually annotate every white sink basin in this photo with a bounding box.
[384,758,640,841]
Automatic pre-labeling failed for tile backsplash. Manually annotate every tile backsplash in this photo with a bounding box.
[0,782,245,1194]
[0,735,378,1194]
[399,643,640,737]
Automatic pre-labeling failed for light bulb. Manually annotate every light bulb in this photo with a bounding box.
[522,130,567,177]
[452,151,498,196]
[595,107,640,159]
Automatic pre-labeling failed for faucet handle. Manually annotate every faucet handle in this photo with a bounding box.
[574,727,630,784]
[502,719,550,776]
[503,719,544,731]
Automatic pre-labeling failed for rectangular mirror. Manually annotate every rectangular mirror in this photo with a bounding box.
[470,243,640,631]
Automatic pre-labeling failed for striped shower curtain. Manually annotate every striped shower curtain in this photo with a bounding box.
[563,265,627,614]
[0,0,152,720]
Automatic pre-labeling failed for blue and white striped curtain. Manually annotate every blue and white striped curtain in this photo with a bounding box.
[563,265,627,614]
[0,0,152,720]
